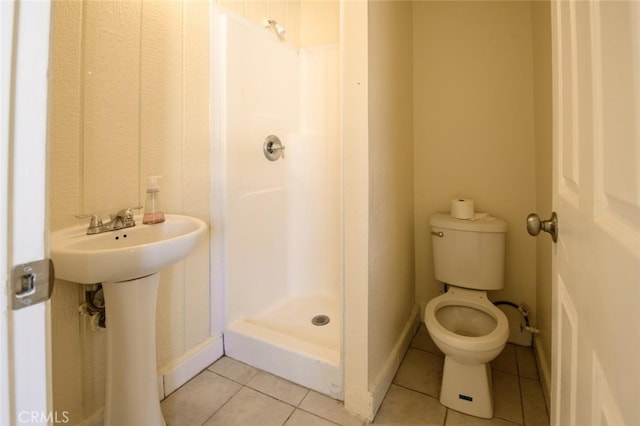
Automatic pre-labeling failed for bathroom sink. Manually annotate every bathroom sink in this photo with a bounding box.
[50,214,207,284]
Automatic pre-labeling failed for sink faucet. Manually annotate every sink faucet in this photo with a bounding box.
[109,208,136,230]
[77,207,140,235]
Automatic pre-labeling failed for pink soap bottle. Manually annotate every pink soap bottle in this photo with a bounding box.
[142,175,165,224]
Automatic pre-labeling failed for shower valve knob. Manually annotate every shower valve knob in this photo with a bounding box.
[263,135,285,161]
[526,212,558,242]
[269,144,285,153]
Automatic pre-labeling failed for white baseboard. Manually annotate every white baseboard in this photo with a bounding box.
[369,305,420,418]
[160,334,224,397]
[533,334,551,412]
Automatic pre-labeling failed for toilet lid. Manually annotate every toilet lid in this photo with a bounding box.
[430,213,507,233]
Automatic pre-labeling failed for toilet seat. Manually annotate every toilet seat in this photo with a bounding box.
[425,287,508,353]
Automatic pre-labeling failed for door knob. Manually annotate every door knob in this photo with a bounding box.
[526,212,558,242]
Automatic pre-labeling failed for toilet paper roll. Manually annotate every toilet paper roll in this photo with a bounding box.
[451,198,475,219]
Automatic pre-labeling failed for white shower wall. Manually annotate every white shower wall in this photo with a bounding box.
[223,12,301,320]
[213,9,341,395]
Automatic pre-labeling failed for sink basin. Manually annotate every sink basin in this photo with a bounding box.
[50,214,207,284]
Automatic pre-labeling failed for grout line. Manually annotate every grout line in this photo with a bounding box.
[198,377,244,426]
[518,377,527,425]
[242,383,303,409]
[293,407,343,426]
[282,409,295,425]
[514,346,527,425]
[296,389,311,407]
[391,382,441,402]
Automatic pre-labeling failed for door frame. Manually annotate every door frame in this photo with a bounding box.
[1,1,53,424]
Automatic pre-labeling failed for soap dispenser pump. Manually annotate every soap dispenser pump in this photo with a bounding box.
[143,175,165,224]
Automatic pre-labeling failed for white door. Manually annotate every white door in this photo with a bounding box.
[0,1,53,424]
[550,1,640,425]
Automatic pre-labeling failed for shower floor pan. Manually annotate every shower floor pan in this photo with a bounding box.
[225,295,342,399]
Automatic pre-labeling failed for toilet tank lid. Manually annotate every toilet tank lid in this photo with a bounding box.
[430,213,507,233]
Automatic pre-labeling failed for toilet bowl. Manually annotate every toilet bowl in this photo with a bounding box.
[425,287,509,364]
[425,286,509,418]
[425,212,509,418]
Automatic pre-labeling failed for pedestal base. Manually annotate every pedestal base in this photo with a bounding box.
[439,356,494,419]
[102,275,165,426]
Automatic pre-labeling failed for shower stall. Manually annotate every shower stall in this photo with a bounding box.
[211,6,343,397]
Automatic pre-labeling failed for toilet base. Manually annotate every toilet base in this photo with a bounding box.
[439,356,494,419]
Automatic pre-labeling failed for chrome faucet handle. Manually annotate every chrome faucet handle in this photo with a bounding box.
[76,213,105,234]
[111,209,131,219]
[110,206,142,227]
[110,210,132,226]
[76,213,103,228]
[111,206,141,219]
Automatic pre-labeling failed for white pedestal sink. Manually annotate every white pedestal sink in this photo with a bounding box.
[50,215,207,426]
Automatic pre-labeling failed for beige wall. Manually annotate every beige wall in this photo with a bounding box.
[531,0,553,401]
[49,0,210,422]
[343,1,416,419]
[413,1,538,320]
[342,0,370,416]
[367,0,415,389]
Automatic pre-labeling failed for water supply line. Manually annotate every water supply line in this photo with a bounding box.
[79,283,106,329]
[493,300,540,334]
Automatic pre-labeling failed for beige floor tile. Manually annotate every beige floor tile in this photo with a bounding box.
[207,356,259,385]
[515,345,539,380]
[411,323,443,356]
[166,337,546,426]
[445,409,518,425]
[161,370,241,426]
[285,409,340,426]
[492,370,522,424]
[247,370,309,406]
[371,384,446,425]
[203,386,295,426]
[520,377,549,426]
[492,344,518,376]
[299,391,364,426]
[393,348,444,398]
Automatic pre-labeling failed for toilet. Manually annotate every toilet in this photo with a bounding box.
[424,212,509,418]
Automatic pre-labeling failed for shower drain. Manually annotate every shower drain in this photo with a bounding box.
[311,314,330,326]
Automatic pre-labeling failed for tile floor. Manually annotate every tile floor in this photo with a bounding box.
[161,324,550,425]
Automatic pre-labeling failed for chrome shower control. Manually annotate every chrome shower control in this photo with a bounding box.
[263,135,285,161]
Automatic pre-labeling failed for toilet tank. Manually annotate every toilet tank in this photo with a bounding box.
[430,213,507,290]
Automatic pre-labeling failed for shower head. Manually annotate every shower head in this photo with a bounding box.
[264,18,286,37]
